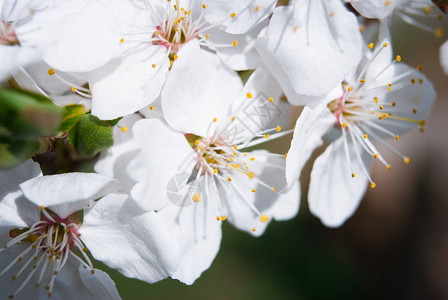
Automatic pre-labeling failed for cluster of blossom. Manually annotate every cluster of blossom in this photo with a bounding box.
[0,0,445,298]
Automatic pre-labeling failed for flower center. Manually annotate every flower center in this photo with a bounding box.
[152,2,201,55]
[0,21,19,46]
[1,208,94,299]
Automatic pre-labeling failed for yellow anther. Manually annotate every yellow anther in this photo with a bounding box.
[232,40,238,47]
[68,102,73,106]
[276,126,281,132]
[359,25,365,32]
[221,216,226,221]
[39,205,45,210]
[404,157,410,164]
[363,134,368,139]
[248,171,255,179]
[395,135,399,141]
[198,146,203,151]
[120,38,124,43]
[233,152,237,156]
[268,97,273,102]
[202,4,206,9]
[71,87,77,92]
[233,145,237,150]
[370,182,376,188]
[412,109,417,114]
[255,5,259,12]
[205,34,209,39]
[229,157,234,162]
[227,176,232,181]
[379,105,384,110]
[422,6,432,14]
[47,69,55,76]
[417,65,422,71]
[251,189,256,193]
[250,157,255,161]
[244,153,248,156]
[192,193,201,203]
[264,134,269,138]
[342,122,347,128]
[374,154,379,159]
[150,106,154,111]
[374,97,379,103]
[284,153,288,159]
[173,54,179,60]
[383,42,388,47]
[411,78,416,84]
[392,101,396,107]
[170,60,174,66]
[152,64,156,68]
[121,126,128,133]
[348,86,353,92]
[387,87,392,91]
[420,128,425,133]
[360,79,366,83]
[329,12,334,17]
[435,27,443,38]
[271,187,276,192]
[368,43,374,49]
[246,92,253,98]
[396,55,401,62]
[420,120,426,126]
[351,173,356,178]
[231,116,235,121]
[216,217,220,221]
[259,215,269,223]
[230,12,236,18]
[385,1,391,5]
[388,83,392,87]
[213,169,218,174]
[252,227,256,232]
[387,165,391,170]
[213,117,217,122]
[418,78,423,84]
[292,26,297,32]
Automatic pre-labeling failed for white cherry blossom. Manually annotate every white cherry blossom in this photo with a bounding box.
[0,160,180,299]
[286,33,436,227]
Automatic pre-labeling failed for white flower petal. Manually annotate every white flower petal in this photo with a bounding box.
[350,0,410,19]
[210,19,266,70]
[89,47,169,120]
[265,1,363,96]
[256,29,332,105]
[0,160,41,233]
[80,193,180,283]
[204,0,276,34]
[308,137,370,227]
[440,40,448,75]
[286,101,336,186]
[19,173,121,218]
[77,264,121,300]
[158,180,222,285]
[18,0,124,72]
[162,40,243,136]
[0,45,40,81]
[128,119,195,211]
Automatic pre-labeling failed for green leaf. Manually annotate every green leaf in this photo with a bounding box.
[0,88,63,139]
[68,114,116,157]
[60,104,85,132]
[0,139,39,170]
